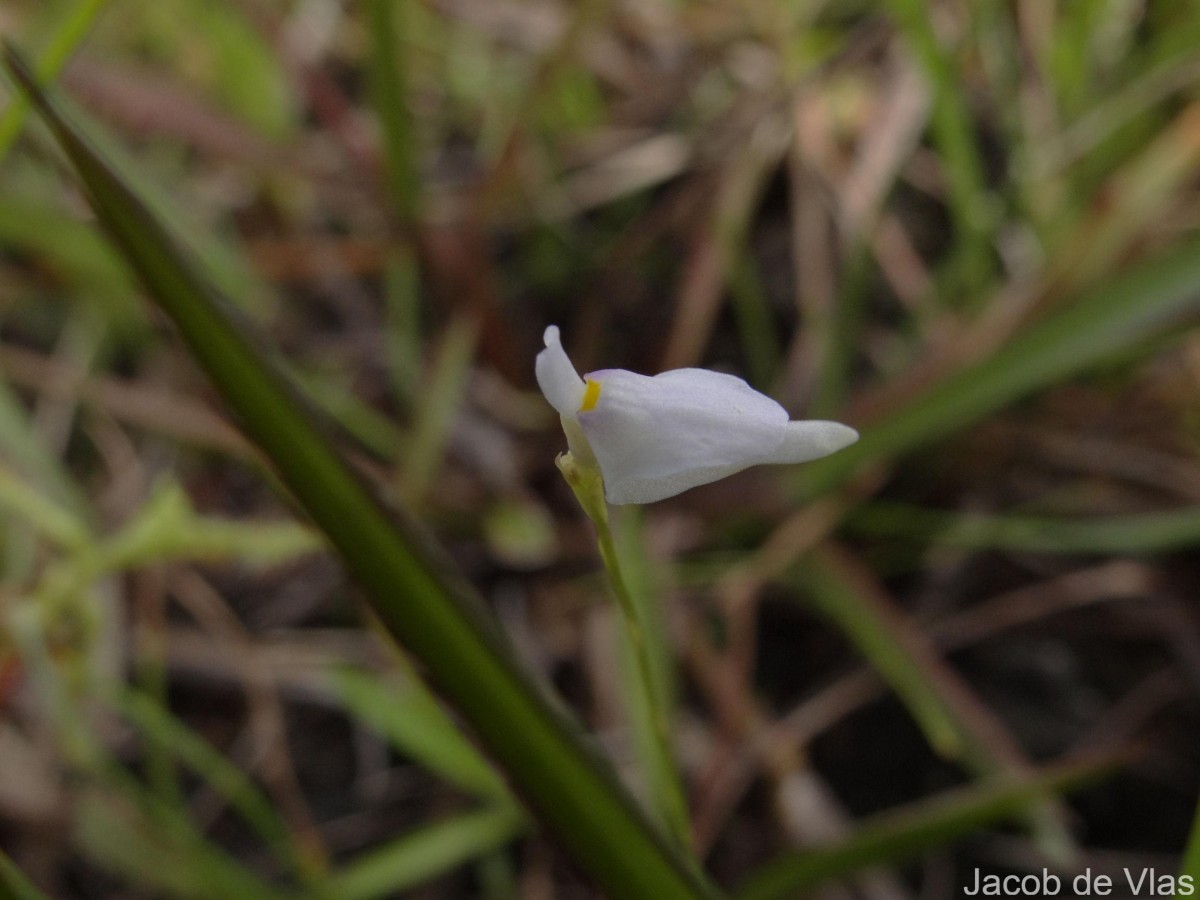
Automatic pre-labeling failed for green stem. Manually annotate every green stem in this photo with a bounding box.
[594,509,692,851]
[554,451,691,850]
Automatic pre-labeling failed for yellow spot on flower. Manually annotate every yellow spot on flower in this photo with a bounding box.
[580,378,601,412]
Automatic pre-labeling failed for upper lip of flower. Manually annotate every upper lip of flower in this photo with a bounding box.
[535,325,586,418]
[536,325,859,504]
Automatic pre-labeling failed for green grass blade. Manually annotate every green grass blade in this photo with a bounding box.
[799,549,963,759]
[0,460,90,550]
[0,850,51,900]
[802,235,1200,497]
[96,481,321,570]
[888,0,995,301]
[1182,796,1200,888]
[611,506,690,846]
[331,665,509,801]
[366,0,425,408]
[5,47,723,900]
[798,546,1074,854]
[0,370,92,584]
[729,252,781,389]
[182,1,294,138]
[366,0,420,223]
[7,66,266,313]
[401,314,479,506]
[0,377,88,518]
[105,687,299,866]
[735,757,1118,900]
[328,805,526,900]
[851,502,1200,556]
[77,787,289,900]
[383,248,424,402]
[0,175,137,303]
[810,241,873,418]
[0,0,109,161]
[291,366,407,461]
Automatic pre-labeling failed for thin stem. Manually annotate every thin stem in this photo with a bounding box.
[593,507,692,851]
[554,450,691,848]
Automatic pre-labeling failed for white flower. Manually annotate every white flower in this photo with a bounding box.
[536,325,859,505]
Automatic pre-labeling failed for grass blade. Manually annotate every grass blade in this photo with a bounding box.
[0,378,88,519]
[5,46,723,900]
[798,545,1075,854]
[0,460,89,550]
[400,314,479,506]
[851,502,1200,556]
[799,549,963,759]
[888,0,996,301]
[331,665,509,801]
[803,235,1200,497]
[0,0,109,161]
[1182,796,1200,888]
[612,506,690,845]
[328,805,526,900]
[366,0,420,223]
[735,756,1119,900]
[105,687,299,867]
[77,787,288,900]
[0,850,51,900]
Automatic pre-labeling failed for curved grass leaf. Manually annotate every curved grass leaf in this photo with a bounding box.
[4,46,722,900]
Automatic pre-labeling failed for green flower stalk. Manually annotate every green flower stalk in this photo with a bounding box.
[555,447,692,848]
[536,324,860,847]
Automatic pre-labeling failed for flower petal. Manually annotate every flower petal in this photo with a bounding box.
[578,367,789,504]
[761,420,859,464]
[597,461,753,505]
[535,325,585,417]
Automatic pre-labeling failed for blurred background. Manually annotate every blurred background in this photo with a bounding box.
[2,0,1200,897]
